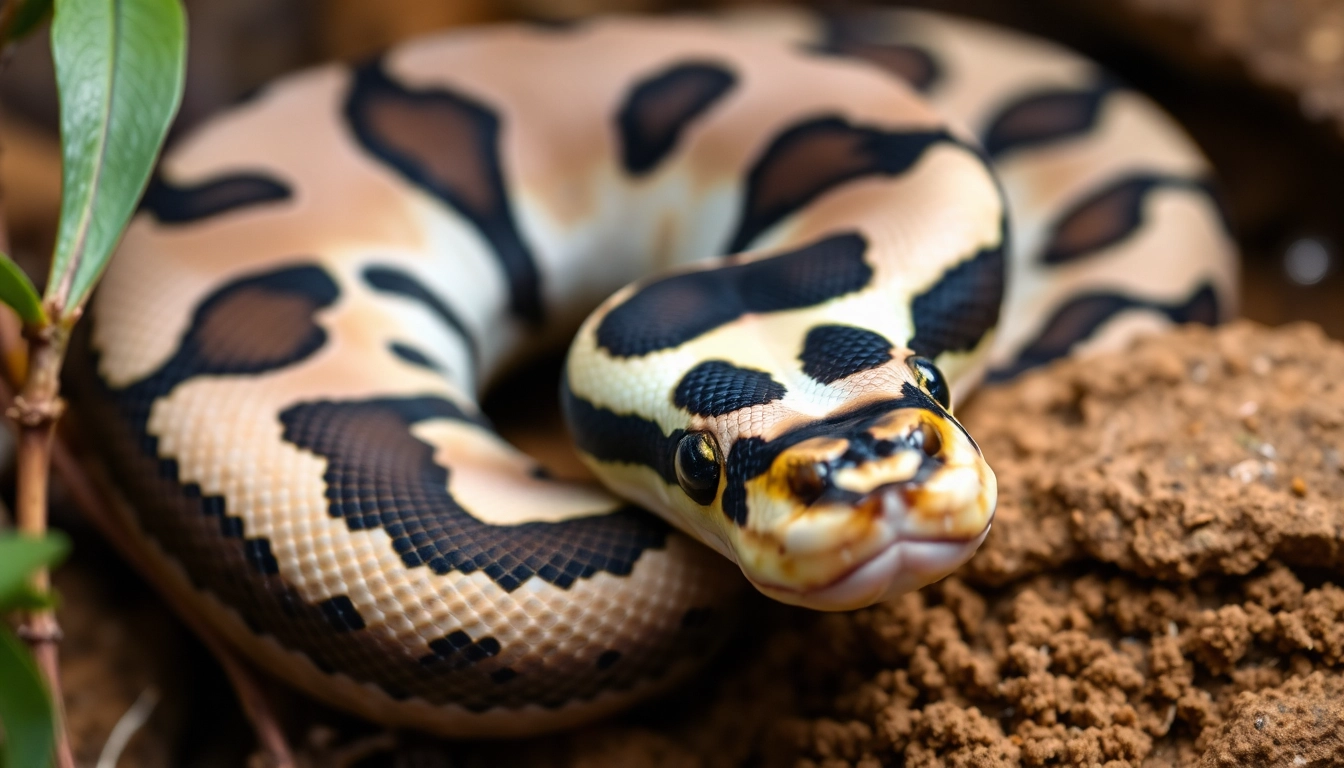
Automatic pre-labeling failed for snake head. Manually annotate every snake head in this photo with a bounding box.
[726,389,995,611]
[565,327,997,612]
[658,352,995,612]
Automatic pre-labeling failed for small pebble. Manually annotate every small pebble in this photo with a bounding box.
[1231,459,1263,483]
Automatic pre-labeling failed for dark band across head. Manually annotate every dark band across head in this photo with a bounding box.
[674,360,786,417]
[799,324,894,384]
[907,236,1006,360]
[596,232,873,358]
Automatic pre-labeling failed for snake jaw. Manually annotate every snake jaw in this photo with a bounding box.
[728,406,996,610]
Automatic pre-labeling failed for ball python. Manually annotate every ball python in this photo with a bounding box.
[65,6,1237,737]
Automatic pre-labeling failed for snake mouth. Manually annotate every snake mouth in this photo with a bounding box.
[744,507,994,612]
[754,530,992,611]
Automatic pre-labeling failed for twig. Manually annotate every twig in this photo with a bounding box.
[96,687,160,768]
[213,633,295,768]
[0,93,75,768]
[307,728,398,768]
[9,323,74,768]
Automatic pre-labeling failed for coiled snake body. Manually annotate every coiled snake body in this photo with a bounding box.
[67,7,1237,736]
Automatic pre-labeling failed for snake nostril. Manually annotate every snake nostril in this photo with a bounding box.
[788,462,829,505]
[916,422,942,457]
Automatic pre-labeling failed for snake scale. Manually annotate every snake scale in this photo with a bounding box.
[65,6,1237,736]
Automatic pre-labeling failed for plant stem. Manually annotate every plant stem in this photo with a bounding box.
[10,323,74,768]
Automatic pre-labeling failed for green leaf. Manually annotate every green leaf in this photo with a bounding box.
[0,254,45,326]
[0,628,55,768]
[2,0,53,44]
[1,584,59,613]
[46,0,186,320]
[0,532,68,612]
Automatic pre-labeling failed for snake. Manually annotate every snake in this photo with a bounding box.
[64,6,1237,737]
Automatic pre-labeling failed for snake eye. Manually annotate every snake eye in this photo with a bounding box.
[908,356,951,411]
[675,432,721,506]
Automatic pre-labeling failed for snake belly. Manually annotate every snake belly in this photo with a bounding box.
[64,8,1238,737]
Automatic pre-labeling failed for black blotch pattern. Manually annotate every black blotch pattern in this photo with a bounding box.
[491,667,518,683]
[243,538,280,575]
[596,650,622,670]
[982,78,1117,159]
[1041,174,1213,265]
[617,61,736,175]
[728,118,955,252]
[218,515,244,538]
[817,16,942,93]
[420,629,502,666]
[843,43,941,92]
[140,173,292,224]
[278,396,669,592]
[597,232,873,357]
[799,324,893,384]
[364,266,478,367]
[721,384,957,525]
[561,373,682,486]
[107,263,338,440]
[154,264,338,380]
[987,284,1221,383]
[389,342,443,373]
[318,595,367,632]
[104,264,340,560]
[908,237,1007,360]
[673,360,786,417]
[346,60,543,323]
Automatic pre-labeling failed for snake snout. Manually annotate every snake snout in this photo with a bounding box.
[848,408,994,543]
[732,405,996,610]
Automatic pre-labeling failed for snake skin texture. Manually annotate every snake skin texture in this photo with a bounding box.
[64,7,1237,736]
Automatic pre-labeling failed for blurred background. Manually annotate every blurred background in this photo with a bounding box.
[3,1,1344,765]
